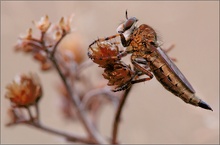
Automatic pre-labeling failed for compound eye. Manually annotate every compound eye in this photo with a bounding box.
[123,17,138,32]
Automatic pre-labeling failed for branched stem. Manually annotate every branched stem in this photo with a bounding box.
[48,34,106,144]
[51,33,66,57]
[112,86,133,144]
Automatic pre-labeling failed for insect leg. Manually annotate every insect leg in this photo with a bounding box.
[113,70,152,92]
[133,58,147,65]
[131,77,152,84]
[131,54,154,79]
[88,50,128,61]
[161,45,177,62]
[112,83,132,92]
[88,34,122,49]
[162,44,175,53]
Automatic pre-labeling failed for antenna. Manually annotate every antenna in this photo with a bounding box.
[125,10,128,19]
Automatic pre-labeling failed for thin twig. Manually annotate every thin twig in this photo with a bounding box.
[7,120,96,144]
[26,107,34,121]
[32,123,96,144]
[112,86,133,144]
[35,103,40,121]
[51,33,66,57]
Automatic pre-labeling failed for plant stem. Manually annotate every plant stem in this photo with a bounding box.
[8,120,95,144]
[50,53,106,144]
[51,33,66,57]
[112,86,132,144]
[35,103,40,121]
[26,107,34,121]
[32,122,96,144]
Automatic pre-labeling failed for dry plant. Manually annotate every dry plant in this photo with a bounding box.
[4,14,130,144]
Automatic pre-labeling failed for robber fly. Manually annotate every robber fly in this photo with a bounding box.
[88,11,212,111]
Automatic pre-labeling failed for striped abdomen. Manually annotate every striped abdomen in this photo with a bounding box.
[145,47,212,110]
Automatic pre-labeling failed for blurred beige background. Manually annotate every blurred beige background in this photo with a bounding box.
[1,1,219,144]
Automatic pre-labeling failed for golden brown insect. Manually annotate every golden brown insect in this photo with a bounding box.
[88,11,212,111]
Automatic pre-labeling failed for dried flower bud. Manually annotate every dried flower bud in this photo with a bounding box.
[5,73,42,107]
[33,15,51,32]
[25,28,33,40]
[59,14,74,33]
[59,17,65,30]
[88,42,120,68]
[103,62,134,89]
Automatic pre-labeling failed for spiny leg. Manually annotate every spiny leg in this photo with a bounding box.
[89,34,120,48]
[112,83,132,92]
[161,44,177,62]
[131,77,152,84]
[88,33,129,61]
[89,33,130,49]
[112,74,152,92]
[112,68,139,92]
[131,54,154,79]
[112,65,152,92]
[134,58,147,65]
[88,50,129,61]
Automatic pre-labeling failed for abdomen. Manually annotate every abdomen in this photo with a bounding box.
[145,50,200,106]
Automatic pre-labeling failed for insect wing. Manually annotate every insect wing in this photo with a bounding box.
[156,47,196,93]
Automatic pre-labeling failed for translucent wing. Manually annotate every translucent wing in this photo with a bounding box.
[156,47,195,93]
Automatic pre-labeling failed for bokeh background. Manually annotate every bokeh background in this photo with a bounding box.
[1,1,219,144]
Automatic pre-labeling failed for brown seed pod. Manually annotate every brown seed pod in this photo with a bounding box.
[102,61,135,91]
[88,41,121,68]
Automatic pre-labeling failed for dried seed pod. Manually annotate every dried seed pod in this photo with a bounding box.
[33,15,51,32]
[88,41,120,68]
[103,62,135,90]
[5,72,42,107]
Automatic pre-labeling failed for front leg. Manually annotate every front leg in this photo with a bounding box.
[88,34,122,48]
[88,33,130,48]
[119,33,131,47]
